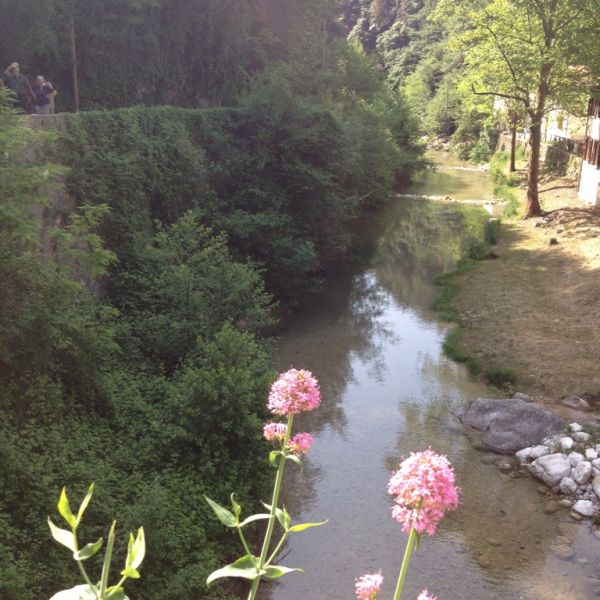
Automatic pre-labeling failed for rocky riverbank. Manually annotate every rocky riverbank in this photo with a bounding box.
[461,394,600,520]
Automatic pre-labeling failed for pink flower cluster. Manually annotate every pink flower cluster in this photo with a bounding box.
[387,449,459,536]
[417,591,437,600]
[287,432,313,455]
[267,369,321,416]
[355,571,383,600]
[263,422,287,442]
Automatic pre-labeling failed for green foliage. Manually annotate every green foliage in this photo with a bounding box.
[48,484,146,600]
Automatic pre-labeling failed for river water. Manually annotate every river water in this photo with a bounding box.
[265,153,599,600]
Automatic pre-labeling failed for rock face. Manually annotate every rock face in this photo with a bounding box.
[460,398,565,453]
[529,454,572,486]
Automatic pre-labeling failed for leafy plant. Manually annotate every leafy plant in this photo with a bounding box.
[48,485,145,600]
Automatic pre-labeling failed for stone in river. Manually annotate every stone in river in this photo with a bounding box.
[558,498,573,508]
[516,445,550,463]
[552,544,574,560]
[559,477,578,495]
[568,451,585,466]
[569,423,584,433]
[573,461,593,485]
[573,500,596,517]
[592,475,600,499]
[561,437,575,451]
[529,454,573,486]
[459,398,565,453]
[587,448,598,460]
[573,431,592,443]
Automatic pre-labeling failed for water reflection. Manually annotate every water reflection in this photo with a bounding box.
[265,159,599,600]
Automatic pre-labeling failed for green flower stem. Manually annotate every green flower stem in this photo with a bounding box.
[106,576,128,599]
[99,522,116,598]
[237,526,255,566]
[248,414,294,600]
[266,531,288,567]
[392,527,418,600]
[73,529,101,600]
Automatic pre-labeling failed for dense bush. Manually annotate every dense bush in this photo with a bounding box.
[1,42,422,599]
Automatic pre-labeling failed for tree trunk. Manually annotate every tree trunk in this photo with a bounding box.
[509,122,517,172]
[525,115,543,218]
[69,17,80,112]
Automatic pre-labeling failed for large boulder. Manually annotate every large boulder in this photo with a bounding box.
[460,398,565,454]
[529,454,572,486]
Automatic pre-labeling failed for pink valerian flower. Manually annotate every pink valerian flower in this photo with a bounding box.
[263,422,287,443]
[287,432,313,455]
[267,369,321,416]
[355,571,383,600]
[417,591,437,600]
[387,449,459,536]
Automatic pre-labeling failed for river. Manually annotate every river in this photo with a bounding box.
[265,153,599,600]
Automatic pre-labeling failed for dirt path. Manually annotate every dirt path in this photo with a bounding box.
[451,178,600,403]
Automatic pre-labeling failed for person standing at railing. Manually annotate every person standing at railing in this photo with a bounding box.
[32,75,57,115]
[2,62,35,113]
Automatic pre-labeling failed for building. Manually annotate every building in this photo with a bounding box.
[579,97,600,206]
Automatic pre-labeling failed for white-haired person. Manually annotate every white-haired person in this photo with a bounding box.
[32,75,57,115]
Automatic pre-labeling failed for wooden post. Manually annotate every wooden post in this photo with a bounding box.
[69,16,80,112]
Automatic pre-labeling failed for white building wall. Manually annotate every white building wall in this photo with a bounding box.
[578,116,600,206]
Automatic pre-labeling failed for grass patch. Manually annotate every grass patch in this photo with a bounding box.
[433,257,477,321]
[433,217,519,391]
[483,367,517,390]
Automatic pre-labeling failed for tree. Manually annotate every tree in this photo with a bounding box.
[438,0,600,217]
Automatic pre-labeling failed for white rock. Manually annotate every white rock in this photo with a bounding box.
[569,423,583,433]
[560,437,575,451]
[573,431,592,443]
[595,444,600,454]
[594,468,600,478]
[559,477,578,495]
[568,452,585,466]
[516,445,550,463]
[529,454,573,486]
[573,499,596,517]
[586,448,598,460]
[592,475,600,499]
[574,461,593,484]
[592,458,600,470]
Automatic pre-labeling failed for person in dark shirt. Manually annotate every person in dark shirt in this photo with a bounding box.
[32,76,56,115]
[3,62,35,113]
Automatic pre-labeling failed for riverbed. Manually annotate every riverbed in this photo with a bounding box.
[264,153,600,600]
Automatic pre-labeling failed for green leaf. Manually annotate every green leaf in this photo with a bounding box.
[76,483,95,527]
[285,454,302,468]
[125,527,145,570]
[73,538,103,561]
[48,518,76,551]
[49,584,99,600]
[106,586,128,600]
[263,565,304,580]
[239,513,271,527]
[275,506,290,531]
[120,566,141,579]
[269,450,282,467]
[58,487,76,529]
[230,493,241,518]
[288,519,328,533]
[206,555,259,585]
[204,496,237,527]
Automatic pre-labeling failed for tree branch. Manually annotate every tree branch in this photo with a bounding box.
[471,84,528,106]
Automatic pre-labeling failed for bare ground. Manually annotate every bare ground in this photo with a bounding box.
[452,175,600,404]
